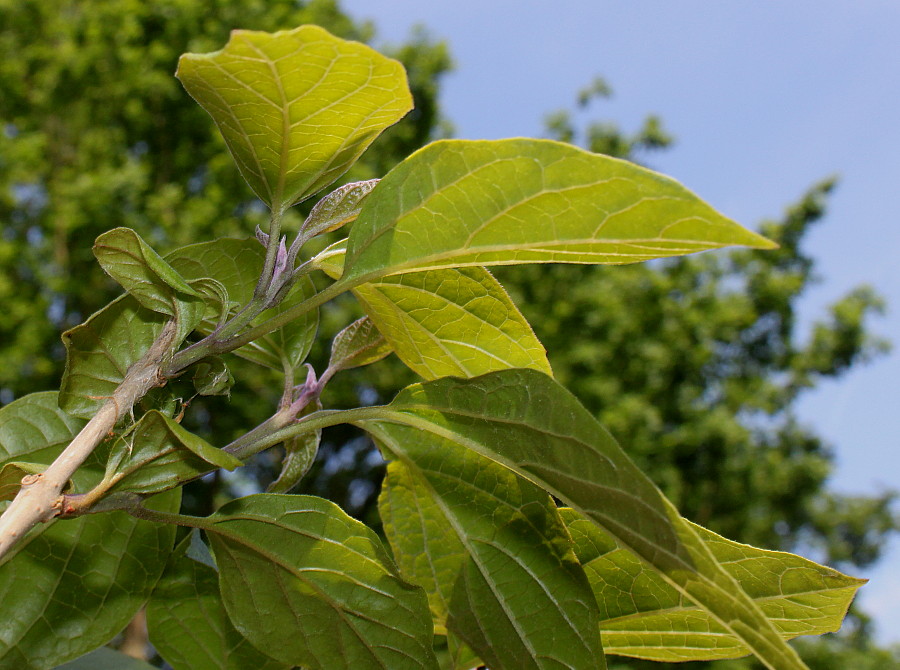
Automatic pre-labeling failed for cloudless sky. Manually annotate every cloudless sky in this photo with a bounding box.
[341,0,900,644]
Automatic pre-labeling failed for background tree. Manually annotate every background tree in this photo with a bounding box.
[1,2,897,665]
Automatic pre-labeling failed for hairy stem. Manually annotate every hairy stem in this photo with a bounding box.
[0,320,180,560]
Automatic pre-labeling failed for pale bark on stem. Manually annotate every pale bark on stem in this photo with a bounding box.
[0,320,179,561]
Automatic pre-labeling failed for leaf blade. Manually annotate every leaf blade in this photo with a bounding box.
[344,139,775,281]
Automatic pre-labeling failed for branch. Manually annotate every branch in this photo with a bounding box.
[0,320,179,560]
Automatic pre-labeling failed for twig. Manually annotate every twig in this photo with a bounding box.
[0,320,179,560]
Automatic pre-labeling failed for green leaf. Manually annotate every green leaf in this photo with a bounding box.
[354,369,809,670]
[168,238,318,371]
[147,536,290,670]
[343,139,776,282]
[177,26,412,212]
[207,493,438,669]
[56,647,160,670]
[378,440,605,669]
[0,393,179,670]
[0,461,50,501]
[327,316,392,374]
[559,508,864,662]
[191,356,234,396]
[104,411,241,496]
[302,179,380,240]
[316,241,551,379]
[267,403,321,494]
[58,294,171,418]
[94,227,202,315]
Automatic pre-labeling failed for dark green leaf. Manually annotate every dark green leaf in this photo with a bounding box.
[177,26,412,211]
[343,139,776,281]
[103,411,241,496]
[147,536,289,670]
[0,393,179,670]
[207,493,438,669]
[560,508,865,662]
[378,439,605,669]
[58,295,171,418]
[354,369,808,670]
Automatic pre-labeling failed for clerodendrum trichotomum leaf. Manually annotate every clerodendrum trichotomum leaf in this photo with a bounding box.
[353,369,809,670]
[206,494,439,670]
[343,138,776,281]
[177,27,411,212]
[0,393,179,669]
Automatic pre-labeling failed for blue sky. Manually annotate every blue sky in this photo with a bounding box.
[341,0,900,644]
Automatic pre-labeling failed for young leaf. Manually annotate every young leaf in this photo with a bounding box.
[343,139,776,282]
[317,242,551,379]
[378,442,605,669]
[327,316,392,374]
[168,238,318,371]
[0,393,179,669]
[103,411,241,496]
[354,369,809,670]
[560,508,865,662]
[191,356,234,397]
[93,227,203,316]
[147,536,290,670]
[302,179,380,240]
[206,494,438,670]
[177,26,412,212]
[59,295,172,418]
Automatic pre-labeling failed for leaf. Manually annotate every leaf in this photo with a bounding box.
[177,26,412,212]
[354,369,809,670]
[343,139,776,282]
[267,403,321,494]
[559,508,864,662]
[207,493,438,669]
[147,536,290,670]
[93,227,202,316]
[0,461,50,501]
[316,241,551,379]
[168,238,318,371]
[56,647,160,670]
[303,179,380,239]
[104,411,242,496]
[377,439,605,669]
[327,316,392,374]
[0,393,179,670]
[192,356,234,396]
[58,294,171,418]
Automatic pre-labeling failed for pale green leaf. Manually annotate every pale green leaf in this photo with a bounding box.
[267,403,321,494]
[168,238,318,371]
[58,295,171,418]
[377,439,605,669]
[327,316,392,374]
[316,241,551,379]
[354,369,809,670]
[177,26,412,211]
[343,139,776,281]
[147,536,289,670]
[0,393,179,670]
[302,179,380,240]
[104,411,241,496]
[560,508,864,662]
[207,494,438,669]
